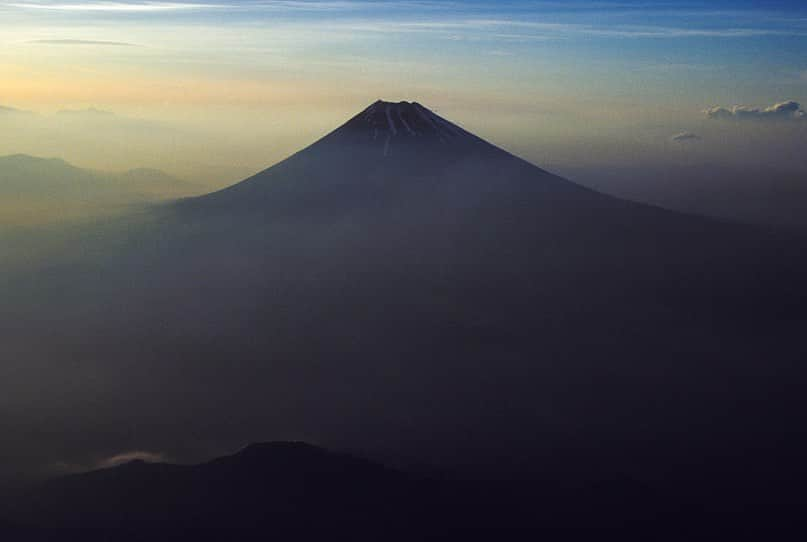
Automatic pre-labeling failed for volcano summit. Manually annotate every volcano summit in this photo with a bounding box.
[184,99,596,217]
[342,100,478,148]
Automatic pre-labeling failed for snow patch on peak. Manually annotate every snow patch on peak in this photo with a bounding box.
[351,100,474,150]
[385,104,398,137]
[397,106,416,136]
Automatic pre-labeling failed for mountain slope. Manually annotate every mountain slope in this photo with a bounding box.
[564,163,807,230]
[185,100,598,216]
[176,100,802,326]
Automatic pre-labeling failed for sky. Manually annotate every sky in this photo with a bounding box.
[1,0,807,185]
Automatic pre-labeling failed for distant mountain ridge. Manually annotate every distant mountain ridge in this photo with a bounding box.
[0,154,202,225]
[0,105,32,115]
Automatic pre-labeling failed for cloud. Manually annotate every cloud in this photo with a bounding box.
[244,1,404,11]
[363,19,804,39]
[586,26,799,38]
[56,107,116,117]
[97,451,166,468]
[41,451,167,475]
[671,132,701,142]
[29,39,137,46]
[7,2,223,12]
[705,101,807,121]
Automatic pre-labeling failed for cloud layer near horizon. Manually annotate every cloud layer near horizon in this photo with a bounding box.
[706,101,807,121]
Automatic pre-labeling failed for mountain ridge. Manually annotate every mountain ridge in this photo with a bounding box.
[0,154,204,225]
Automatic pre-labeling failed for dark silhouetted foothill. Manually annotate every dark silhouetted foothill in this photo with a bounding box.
[1,441,690,532]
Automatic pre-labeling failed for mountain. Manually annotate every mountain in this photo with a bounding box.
[1,101,806,501]
[1,441,698,531]
[4,442,422,530]
[185,100,600,217]
[0,154,202,225]
[4,441,803,532]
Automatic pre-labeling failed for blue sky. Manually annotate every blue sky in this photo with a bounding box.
[1,0,806,182]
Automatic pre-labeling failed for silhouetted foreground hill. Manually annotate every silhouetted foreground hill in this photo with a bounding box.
[3,441,804,535]
[6,443,424,530]
[0,441,704,531]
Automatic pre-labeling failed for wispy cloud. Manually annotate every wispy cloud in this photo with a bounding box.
[2,0,433,12]
[475,19,803,38]
[246,1,414,11]
[97,450,166,468]
[57,107,116,115]
[7,1,223,12]
[29,38,137,46]
[585,26,800,38]
[706,101,807,121]
[328,18,804,40]
[671,132,701,142]
[3,2,802,42]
